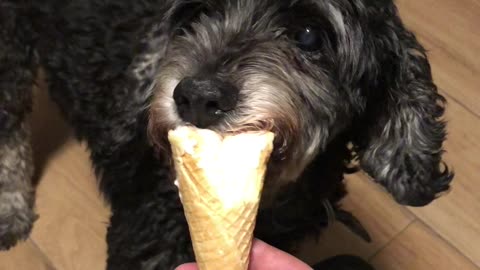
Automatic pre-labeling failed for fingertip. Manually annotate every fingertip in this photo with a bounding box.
[251,238,269,254]
[250,239,312,270]
[175,263,198,270]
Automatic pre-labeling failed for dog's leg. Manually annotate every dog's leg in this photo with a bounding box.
[0,122,37,251]
[0,5,38,250]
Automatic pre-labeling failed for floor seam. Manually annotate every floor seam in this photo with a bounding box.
[367,217,416,262]
[439,89,480,119]
[28,238,59,270]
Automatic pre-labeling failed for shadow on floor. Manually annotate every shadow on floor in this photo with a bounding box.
[29,76,71,185]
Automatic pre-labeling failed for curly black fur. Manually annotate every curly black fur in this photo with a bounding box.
[0,2,38,250]
[0,0,453,269]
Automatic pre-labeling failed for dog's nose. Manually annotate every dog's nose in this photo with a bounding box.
[173,76,239,127]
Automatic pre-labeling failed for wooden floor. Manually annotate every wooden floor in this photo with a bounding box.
[1,0,479,269]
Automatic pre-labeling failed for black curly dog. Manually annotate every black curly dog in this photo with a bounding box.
[0,0,453,269]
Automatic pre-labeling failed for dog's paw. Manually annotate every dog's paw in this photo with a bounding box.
[0,191,38,250]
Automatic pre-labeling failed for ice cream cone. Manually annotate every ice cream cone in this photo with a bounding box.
[168,126,274,270]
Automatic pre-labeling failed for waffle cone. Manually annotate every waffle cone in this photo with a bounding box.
[168,126,274,270]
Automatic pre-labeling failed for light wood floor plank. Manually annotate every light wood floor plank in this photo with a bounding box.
[397,0,480,116]
[371,221,479,270]
[28,139,109,270]
[0,240,56,270]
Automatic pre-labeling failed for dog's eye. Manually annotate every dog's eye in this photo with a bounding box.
[294,27,322,52]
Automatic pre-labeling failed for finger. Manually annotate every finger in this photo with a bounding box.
[175,263,198,270]
[249,239,312,270]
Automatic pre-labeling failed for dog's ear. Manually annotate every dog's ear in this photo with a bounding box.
[354,9,453,207]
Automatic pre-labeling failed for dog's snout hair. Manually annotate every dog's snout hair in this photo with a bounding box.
[149,1,351,185]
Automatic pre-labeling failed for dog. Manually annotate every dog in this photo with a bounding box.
[0,0,453,269]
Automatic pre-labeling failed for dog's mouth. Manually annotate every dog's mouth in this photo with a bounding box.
[188,123,288,163]
[205,119,290,166]
[150,119,287,173]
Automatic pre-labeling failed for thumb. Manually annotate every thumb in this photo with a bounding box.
[175,263,198,270]
[249,239,312,270]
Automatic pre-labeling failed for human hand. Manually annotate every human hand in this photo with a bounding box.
[175,239,312,270]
